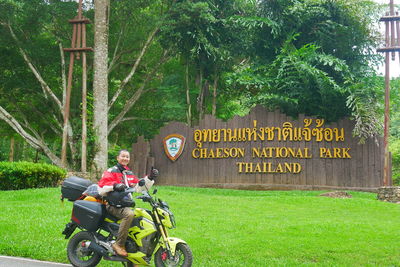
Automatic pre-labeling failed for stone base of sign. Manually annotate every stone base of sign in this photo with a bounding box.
[319,191,352,198]
[377,186,400,203]
[170,183,378,193]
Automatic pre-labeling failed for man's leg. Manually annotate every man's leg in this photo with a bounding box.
[106,205,134,257]
[116,207,135,246]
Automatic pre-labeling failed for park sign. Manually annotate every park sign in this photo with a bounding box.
[191,119,348,175]
[163,134,186,161]
[131,106,390,191]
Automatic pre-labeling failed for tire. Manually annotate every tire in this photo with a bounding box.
[67,231,102,267]
[154,243,193,267]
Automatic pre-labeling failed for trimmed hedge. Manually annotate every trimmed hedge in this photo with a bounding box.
[0,161,66,190]
[390,139,400,186]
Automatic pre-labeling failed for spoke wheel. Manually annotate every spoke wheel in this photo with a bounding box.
[154,243,193,267]
[67,231,102,267]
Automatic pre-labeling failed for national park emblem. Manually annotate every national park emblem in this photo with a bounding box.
[163,134,186,161]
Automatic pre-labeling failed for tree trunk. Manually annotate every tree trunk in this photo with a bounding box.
[9,136,14,162]
[212,76,219,116]
[185,63,192,127]
[81,51,88,172]
[108,27,159,110]
[108,50,169,135]
[196,69,204,120]
[92,0,110,174]
[21,141,26,161]
[0,105,63,167]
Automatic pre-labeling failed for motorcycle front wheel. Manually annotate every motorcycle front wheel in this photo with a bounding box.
[67,231,102,267]
[154,243,193,267]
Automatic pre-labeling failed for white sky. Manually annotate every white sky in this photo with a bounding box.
[374,0,400,77]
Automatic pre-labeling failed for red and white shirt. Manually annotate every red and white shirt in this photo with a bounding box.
[98,163,139,188]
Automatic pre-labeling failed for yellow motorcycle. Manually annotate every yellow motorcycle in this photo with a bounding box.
[62,178,193,267]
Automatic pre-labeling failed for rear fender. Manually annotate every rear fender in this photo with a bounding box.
[62,222,77,239]
[155,237,187,256]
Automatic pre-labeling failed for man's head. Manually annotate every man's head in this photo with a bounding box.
[117,149,130,166]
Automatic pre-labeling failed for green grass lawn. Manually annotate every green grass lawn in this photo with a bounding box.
[0,186,399,266]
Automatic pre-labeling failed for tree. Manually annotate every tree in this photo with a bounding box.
[0,0,386,168]
[159,0,254,125]
[0,0,173,169]
[0,0,78,168]
[224,0,383,139]
[92,0,110,173]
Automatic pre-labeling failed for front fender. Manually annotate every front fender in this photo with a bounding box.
[156,237,187,256]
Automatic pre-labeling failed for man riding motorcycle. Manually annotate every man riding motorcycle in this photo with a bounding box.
[96,149,158,258]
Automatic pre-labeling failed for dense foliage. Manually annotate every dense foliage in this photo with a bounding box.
[0,0,394,172]
[225,1,382,129]
[0,161,66,190]
[390,139,400,185]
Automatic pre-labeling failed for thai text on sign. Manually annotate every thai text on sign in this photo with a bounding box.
[191,119,350,174]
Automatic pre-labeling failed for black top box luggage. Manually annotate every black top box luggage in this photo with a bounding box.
[72,200,105,232]
[61,176,93,201]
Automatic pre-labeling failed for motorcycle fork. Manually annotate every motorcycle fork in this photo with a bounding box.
[153,211,174,258]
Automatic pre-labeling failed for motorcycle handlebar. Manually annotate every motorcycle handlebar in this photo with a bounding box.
[124,188,136,193]
[136,194,153,203]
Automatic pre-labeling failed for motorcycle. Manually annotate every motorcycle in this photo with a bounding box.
[62,179,193,267]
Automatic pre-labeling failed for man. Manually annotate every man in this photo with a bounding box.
[98,149,157,257]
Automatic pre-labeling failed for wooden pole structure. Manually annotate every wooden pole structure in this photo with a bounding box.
[377,0,400,186]
[61,0,93,169]
[61,20,77,168]
[81,15,88,172]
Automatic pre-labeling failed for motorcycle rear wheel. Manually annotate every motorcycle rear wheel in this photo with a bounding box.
[154,243,193,267]
[67,231,102,267]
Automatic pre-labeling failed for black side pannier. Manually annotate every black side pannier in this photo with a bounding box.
[72,200,105,232]
[61,176,93,201]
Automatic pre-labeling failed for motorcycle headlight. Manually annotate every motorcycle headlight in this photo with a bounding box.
[158,207,176,229]
[169,212,176,228]
[161,201,169,209]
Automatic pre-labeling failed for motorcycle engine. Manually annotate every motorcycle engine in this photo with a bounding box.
[140,232,157,255]
[126,233,157,255]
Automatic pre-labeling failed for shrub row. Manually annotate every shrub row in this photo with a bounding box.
[0,161,66,190]
[390,139,400,186]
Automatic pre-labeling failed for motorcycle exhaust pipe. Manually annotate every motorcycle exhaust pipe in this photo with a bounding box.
[88,242,108,256]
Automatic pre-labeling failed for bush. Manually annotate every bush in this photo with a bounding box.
[108,145,122,167]
[390,139,400,186]
[0,161,66,190]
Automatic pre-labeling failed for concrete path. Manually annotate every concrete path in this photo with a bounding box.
[0,256,71,267]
